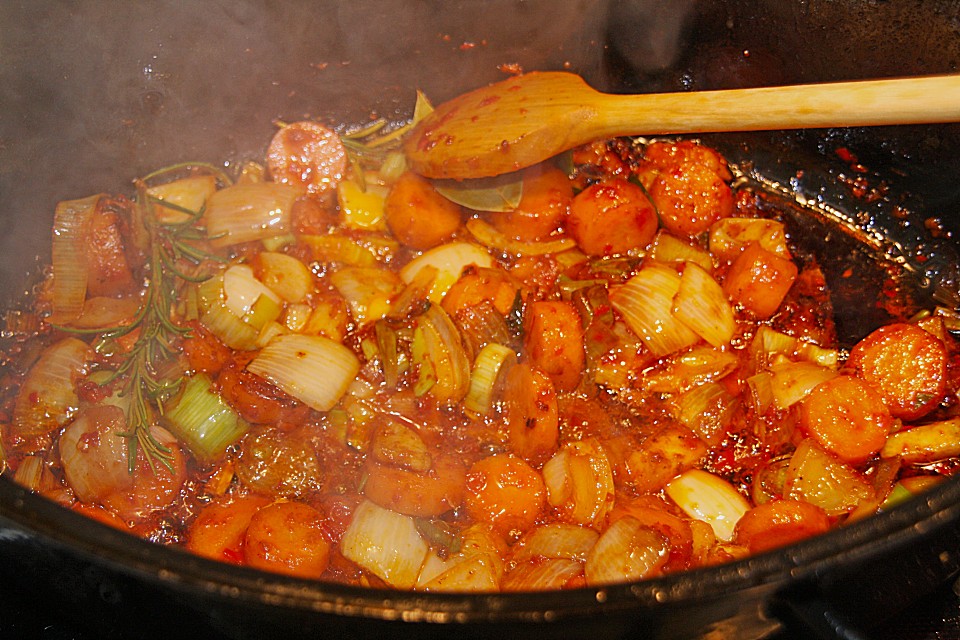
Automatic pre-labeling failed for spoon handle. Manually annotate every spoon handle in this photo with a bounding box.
[591,74,960,138]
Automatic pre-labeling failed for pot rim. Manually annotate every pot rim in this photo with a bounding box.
[3,472,959,623]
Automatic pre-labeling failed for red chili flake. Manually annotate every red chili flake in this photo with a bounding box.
[835,147,857,164]
[498,63,524,75]
[459,41,477,51]
[841,267,854,278]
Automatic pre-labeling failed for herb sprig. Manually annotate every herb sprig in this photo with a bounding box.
[96,163,231,472]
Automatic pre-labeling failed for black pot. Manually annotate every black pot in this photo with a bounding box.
[2,2,960,638]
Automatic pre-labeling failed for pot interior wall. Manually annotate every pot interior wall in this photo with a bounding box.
[2,1,959,304]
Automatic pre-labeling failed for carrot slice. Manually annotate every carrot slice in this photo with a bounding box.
[243,501,331,579]
[798,375,894,463]
[266,121,347,194]
[490,165,572,242]
[186,495,272,563]
[504,362,560,466]
[465,454,545,538]
[722,241,798,319]
[642,140,734,237]
[848,322,947,420]
[734,499,831,553]
[441,266,519,317]
[385,171,462,250]
[522,300,585,392]
[567,178,658,256]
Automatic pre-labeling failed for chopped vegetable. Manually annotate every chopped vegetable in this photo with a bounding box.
[5,112,959,594]
[163,373,250,464]
[247,334,360,411]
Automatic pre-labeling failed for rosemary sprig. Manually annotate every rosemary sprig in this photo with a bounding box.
[95,164,230,472]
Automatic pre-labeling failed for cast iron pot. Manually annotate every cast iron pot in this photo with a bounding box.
[2,2,960,638]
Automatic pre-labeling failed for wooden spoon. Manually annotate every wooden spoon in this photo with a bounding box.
[403,71,960,180]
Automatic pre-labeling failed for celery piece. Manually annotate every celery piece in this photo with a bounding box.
[163,374,250,464]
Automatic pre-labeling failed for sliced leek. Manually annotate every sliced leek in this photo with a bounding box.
[399,241,493,304]
[51,194,101,322]
[163,373,250,464]
[665,469,749,541]
[609,263,700,357]
[411,304,471,404]
[465,218,575,256]
[206,182,301,247]
[672,263,736,347]
[247,333,360,411]
[340,500,429,589]
[463,342,516,416]
[881,417,960,464]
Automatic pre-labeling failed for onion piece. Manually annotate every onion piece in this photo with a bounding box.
[881,417,960,464]
[463,342,516,417]
[399,241,493,304]
[60,405,132,502]
[709,217,791,262]
[417,524,506,592]
[340,500,429,589]
[51,194,101,322]
[146,175,217,224]
[163,374,250,464]
[609,263,700,357]
[337,179,389,231]
[12,456,64,502]
[672,381,738,447]
[584,517,668,586]
[542,438,615,529]
[785,439,875,516]
[649,230,713,271]
[750,326,840,370]
[419,553,500,592]
[502,558,583,591]
[12,456,45,491]
[257,252,313,303]
[206,182,301,247]
[12,337,91,443]
[665,469,750,542]
[411,304,471,404]
[371,420,432,473]
[247,333,359,412]
[330,266,403,326]
[768,361,838,409]
[672,263,736,348]
[642,345,738,394]
[465,218,575,256]
[512,523,600,563]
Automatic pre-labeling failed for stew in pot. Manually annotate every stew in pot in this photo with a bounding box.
[1,96,958,591]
